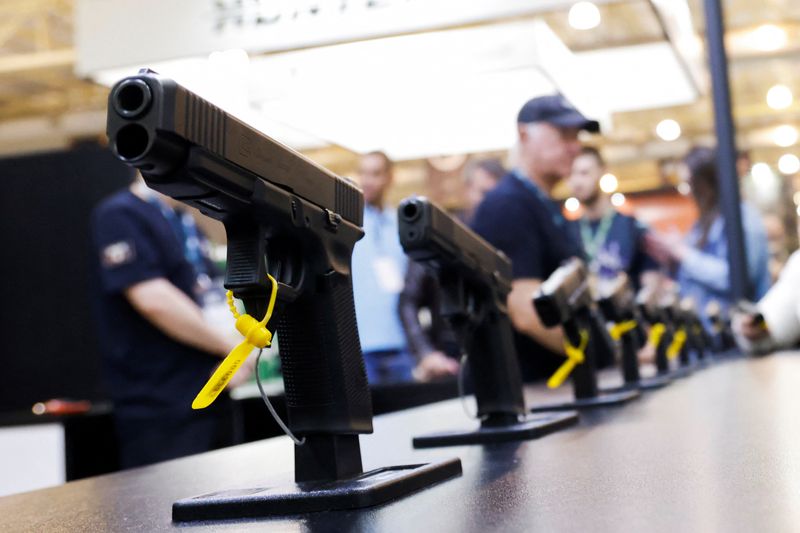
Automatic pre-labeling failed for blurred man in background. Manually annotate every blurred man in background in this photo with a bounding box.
[472,95,599,381]
[567,146,660,291]
[461,158,508,222]
[399,157,506,381]
[90,175,247,469]
[352,151,416,384]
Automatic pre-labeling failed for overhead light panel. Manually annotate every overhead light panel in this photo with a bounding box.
[565,197,580,212]
[767,85,793,110]
[749,162,779,203]
[610,192,625,207]
[751,162,774,184]
[748,24,788,52]
[576,43,698,113]
[249,20,601,160]
[656,119,682,141]
[568,2,601,30]
[599,173,618,193]
[778,154,800,175]
[773,125,799,148]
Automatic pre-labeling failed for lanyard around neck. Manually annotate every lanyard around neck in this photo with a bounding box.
[580,210,616,263]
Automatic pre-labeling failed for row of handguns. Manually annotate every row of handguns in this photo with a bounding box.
[105,71,742,521]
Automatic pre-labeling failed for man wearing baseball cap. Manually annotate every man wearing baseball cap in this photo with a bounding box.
[471,94,599,381]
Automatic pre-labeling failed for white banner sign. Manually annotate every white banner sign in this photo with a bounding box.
[76,0,584,75]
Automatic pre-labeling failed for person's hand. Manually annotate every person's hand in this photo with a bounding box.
[732,312,769,342]
[643,230,689,266]
[637,342,656,365]
[414,351,460,382]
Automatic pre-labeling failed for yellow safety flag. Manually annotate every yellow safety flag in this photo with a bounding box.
[666,327,688,360]
[548,329,590,389]
[647,322,667,349]
[192,275,279,410]
[608,320,637,341]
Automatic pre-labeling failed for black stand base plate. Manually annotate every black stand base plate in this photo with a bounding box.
[695,358,714,369]
[672,365,694,379]
[638,374,673,389]
[529,388,640,412]
[604,374,672,394]
[172,458,462,522]
[412,411,578,448]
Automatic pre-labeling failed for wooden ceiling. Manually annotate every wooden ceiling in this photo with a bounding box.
[0,0,105,120]
[0,0,798,193]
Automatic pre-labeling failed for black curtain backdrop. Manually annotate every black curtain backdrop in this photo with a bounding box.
[0,143,133,412]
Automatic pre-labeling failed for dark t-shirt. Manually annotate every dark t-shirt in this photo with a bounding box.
[90,190,222,418]
[579,212,657,290]
[471,172,583,381]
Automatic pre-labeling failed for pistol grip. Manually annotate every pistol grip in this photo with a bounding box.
[277,271,373,436]
[469,312,526,417]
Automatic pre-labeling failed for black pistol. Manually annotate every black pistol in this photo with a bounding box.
[106,70,460,520]
[706,299,736,352]
[597,274,642,385]
[535,258,593,341]
[398,197,577,446]
[532,258,639,410]
[597,275,671,390]
[660,292,690,369]
[636,283,672,376]
[679,297,709,362]
[657,290,694,377]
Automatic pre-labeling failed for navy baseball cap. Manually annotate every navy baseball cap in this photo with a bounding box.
[517,95,600,133]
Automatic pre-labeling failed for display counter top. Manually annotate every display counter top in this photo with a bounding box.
[3,353,798,532]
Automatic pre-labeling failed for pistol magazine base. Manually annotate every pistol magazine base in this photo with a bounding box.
[172,458,462,522]
[411,411,578,448]
[529,389,640,412]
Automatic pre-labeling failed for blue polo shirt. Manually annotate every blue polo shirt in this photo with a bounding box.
[90,190,222,417]
[578,211,658,290]
[472,171,583,381]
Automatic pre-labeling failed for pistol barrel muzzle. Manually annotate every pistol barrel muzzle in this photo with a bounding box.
[111,78,152,119]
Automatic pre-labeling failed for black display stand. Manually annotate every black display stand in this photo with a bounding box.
[671,365,694,379]
[605,374,672,394]
[678,345,696,370]
[655,344,692,380]
[528,389,639,412]
[412,411,578,448]
[173,460,462,521]
[173,435,461,521]
[652,326,694,379]
[654,325,671,376]
[595,281,672,394]
[671,327,696,377]
[617,323,671,391]
[687,320,713,367]
[530,311,639,413]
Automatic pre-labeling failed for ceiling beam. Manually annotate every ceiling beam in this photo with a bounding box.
[0,48,74,75]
